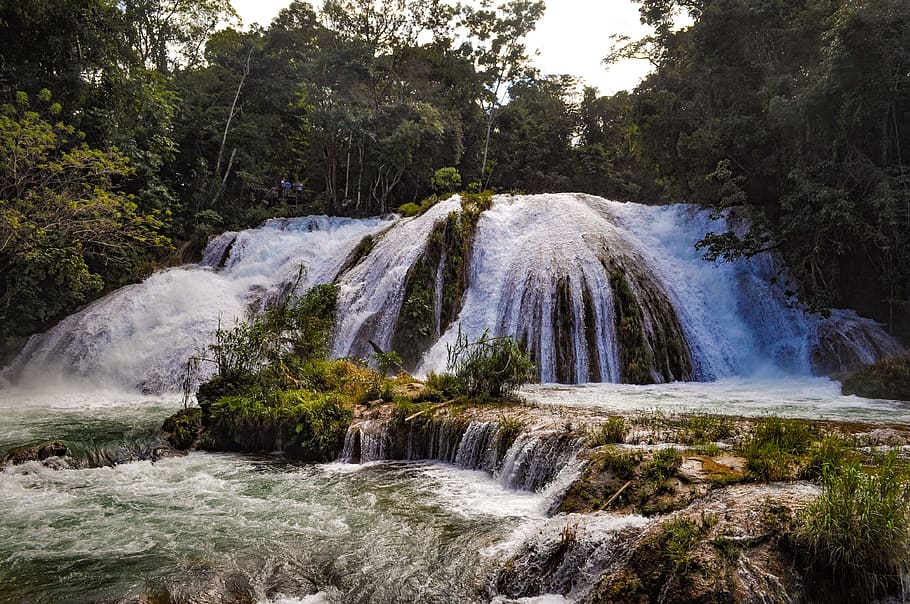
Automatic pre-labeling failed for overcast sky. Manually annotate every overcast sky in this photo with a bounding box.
[230,0,653,94]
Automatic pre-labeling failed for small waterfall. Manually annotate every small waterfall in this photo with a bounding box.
[358,420,391,463]
[339,416,584,496]
[332,196,462,360]
[199,231,238,268]
[496,432,582,492]
[454,421,501,471]
[3,216,391,392]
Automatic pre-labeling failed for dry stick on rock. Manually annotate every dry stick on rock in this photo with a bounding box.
[599,480,634,511]
[404,400,456,422]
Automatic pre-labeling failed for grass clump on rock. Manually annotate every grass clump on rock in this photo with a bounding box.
[741,416,817,481]
[796,451,910,602]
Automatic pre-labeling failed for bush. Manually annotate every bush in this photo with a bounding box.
[431,167,462,193]
[398,202,422,217]
[198,283,338,387]
[446,328,535,399]
[796,452,910,602]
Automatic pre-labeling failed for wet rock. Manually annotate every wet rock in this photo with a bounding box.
[162,408,203,449]
[137,568,257,604]
[2,440,68,465]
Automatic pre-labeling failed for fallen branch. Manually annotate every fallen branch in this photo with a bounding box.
[598,480,633,511]
[405,400,456,422]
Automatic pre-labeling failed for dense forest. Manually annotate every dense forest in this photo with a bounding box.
[1,0,908,349]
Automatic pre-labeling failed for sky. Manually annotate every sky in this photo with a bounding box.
[230,0,654,94]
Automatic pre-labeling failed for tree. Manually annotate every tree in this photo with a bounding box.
[0,91,169,339]
[459,0,545,187]
[121,0,239,74]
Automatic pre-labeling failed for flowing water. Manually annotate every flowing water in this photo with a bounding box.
[1,194,908,602]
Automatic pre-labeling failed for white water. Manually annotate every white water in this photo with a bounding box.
[332,196,462,359]
[0,390,596,604]
[522,377,910,424]
[2,194,902,391]
[3,216,391,393]
[419,194,903,381]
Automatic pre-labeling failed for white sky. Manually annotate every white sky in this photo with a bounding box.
[231,0,653,94]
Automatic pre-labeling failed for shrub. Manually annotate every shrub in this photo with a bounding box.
[588,417,628,446]
[431,167,462,193]
[398,202,422,217]
[796,452,910,602]
[446,328,535,400]
[425,371,462,398]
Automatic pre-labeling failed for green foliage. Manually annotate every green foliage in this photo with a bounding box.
[587,417,628,447]
[841,353,910,402]
[0,91,169,339]
[371,350,402,376]
[678,414,735,445]
[497,415,526,450]
[203,283,338,384]
[598,446,642,480]
[796,452,910,602]
[431,167,462,193]
[741,417,818,482]
[802,434,854,481]
[446,328,536,400]
[425,371,462,399]
[208,388,353,461]
[655,516,715,574]
[646,447,682,483]
[609,266,653,384]
[398,202,423,217]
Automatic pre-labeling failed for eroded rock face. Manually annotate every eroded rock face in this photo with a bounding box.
[494,483,817,604]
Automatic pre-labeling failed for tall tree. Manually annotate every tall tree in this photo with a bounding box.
[459,0,544,186]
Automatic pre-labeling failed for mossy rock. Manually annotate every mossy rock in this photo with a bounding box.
[162,408,203,450]
[840,353,910,401]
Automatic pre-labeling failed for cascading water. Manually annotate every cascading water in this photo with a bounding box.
[2,193,901,391]
[1,193,908,604]
[418,194,903,382]
[2,216,392,393]
[331,195,462,360]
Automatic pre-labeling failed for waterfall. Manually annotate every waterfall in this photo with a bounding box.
[332,195,462,360]
[338,416,584,495]
[418,194,903,381]
[3,216,391,392]
[4,193,903,392]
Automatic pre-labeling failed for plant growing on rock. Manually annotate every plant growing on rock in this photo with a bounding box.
[587,416,628,446]
[446,328,535,400]
[796,452,910,602]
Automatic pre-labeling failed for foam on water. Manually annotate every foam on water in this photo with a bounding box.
[522,377,910,423]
